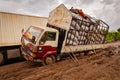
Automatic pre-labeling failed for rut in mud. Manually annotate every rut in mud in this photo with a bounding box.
[0,41,120,80]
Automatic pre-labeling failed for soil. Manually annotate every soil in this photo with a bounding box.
[0,41,120,80]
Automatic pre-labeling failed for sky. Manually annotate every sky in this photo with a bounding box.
[0,0,120,31]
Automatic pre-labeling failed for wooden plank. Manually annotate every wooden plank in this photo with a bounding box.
[61,44,106,53]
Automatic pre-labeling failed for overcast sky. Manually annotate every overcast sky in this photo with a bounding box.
[0,0,120,31]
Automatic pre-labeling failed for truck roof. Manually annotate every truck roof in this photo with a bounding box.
[0,11,47,19]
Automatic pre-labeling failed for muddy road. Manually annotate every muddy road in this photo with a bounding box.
[0,41,120,80]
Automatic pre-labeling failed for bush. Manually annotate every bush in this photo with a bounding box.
[105,32,120,42]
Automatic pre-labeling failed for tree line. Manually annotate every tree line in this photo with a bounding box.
[106,28,120,42]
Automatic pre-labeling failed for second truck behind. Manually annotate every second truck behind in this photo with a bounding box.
[0,12,47,65]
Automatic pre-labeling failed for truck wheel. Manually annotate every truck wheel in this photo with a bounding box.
[0,52,5,65]
[84,51,89,56]
[44,55,55,65]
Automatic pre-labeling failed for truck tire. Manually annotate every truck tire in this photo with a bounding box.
[0,52,5,65]
[44,55,55,65]
[84,51,89,56]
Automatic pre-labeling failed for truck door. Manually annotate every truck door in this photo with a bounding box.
[39,31,58,47]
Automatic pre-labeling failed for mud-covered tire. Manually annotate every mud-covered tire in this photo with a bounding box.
[84,51,89,56]
[44,55,55,65]
[0,52,5,65]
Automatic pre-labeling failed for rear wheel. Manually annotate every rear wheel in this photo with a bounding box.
[84,51,89,56]
[44,55,55,65]
[0,52,5,65]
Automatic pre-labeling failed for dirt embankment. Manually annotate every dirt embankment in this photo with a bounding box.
[0,41,120,80]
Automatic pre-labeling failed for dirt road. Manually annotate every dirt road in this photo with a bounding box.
[0,41,120,80]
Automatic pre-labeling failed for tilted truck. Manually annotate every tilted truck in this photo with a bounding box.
[21,4,109,65]
[0,12,47,65]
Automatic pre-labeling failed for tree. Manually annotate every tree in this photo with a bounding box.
[117,28,120,32]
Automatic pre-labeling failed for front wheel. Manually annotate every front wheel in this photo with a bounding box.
[84,51,89,56]
[44,55,55,65]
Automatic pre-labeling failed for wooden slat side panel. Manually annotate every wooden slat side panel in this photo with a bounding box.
[61,44,105,53]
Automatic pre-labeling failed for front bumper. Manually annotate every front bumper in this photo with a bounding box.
[21,46,34,61]
[21,46,42,62]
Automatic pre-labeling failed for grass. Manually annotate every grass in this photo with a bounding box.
[106,32,120,42]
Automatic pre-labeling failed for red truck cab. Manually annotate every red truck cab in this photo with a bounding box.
[21,26,59,65]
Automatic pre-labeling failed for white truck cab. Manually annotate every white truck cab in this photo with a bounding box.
[21,26,59,64]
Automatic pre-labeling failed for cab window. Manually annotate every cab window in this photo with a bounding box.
[39,31,56,45]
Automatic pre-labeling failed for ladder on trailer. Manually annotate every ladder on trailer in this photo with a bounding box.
[64,46,79,63]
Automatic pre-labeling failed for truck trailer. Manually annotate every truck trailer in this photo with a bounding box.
[0,12,47,65]
[21,4,109,65]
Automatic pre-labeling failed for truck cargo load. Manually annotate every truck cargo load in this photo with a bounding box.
[47,4,109,53]
[48,4,109,46]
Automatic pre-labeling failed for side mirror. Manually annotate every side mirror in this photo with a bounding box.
[32,36,36,42]
[21,28,24,34]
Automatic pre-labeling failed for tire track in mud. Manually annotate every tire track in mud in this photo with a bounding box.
[0,42,120,80]
[24,46,120,80]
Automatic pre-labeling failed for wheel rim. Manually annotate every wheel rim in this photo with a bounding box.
[0,52,4,64]
[45,56,53,65]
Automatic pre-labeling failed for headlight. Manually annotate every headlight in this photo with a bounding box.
[38,47,43,51]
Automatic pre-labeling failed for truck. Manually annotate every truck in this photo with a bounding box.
[21,4,109,65]
[0,12,47,65]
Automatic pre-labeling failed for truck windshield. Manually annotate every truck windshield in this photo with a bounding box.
[23,26,44,44]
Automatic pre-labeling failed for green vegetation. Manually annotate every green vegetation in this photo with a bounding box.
[106,31,120,43]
